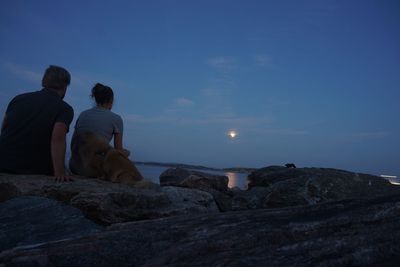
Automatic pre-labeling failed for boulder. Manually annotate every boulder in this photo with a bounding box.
[239,166,400,209]
[160,168,229,192]
[0,196,103,252]
[2,193,400,266]
[160,168,232,211]
[0,174,218,225]
[231,186,271,210]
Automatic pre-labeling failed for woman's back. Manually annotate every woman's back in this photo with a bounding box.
[75,106,123,143]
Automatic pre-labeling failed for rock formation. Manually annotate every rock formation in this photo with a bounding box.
[232,166,400,210]
[0,174,218,225]
[1,194,400,266]
[160,168,233,211]
[0,196,103,252]
[1,166,400,266]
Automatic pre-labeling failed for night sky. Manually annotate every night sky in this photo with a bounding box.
[0,0,399,176]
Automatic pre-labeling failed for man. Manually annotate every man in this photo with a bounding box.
[0,65,74,182]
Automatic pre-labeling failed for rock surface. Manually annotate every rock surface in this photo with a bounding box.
[233,166,400,210]
[160,168,229,192]
[2,193,400,266]
[0,196,103,252]
[0,174,218,225]
[160,168,232,211]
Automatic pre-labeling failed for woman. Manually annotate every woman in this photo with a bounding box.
[69,83,130,175]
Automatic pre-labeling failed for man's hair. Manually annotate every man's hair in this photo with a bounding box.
[42,65,71,90]
[91,83,114,105]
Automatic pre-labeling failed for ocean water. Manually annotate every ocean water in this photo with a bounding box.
[136,164,249,189]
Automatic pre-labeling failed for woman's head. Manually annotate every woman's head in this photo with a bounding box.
[91,83,114,107]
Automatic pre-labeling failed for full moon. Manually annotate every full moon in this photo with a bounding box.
[228,131,237,138]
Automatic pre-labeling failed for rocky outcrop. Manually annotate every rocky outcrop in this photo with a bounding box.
[2,193,400,266]
[160,168,232,211]
[1,167,400,266]
[232,166,400,210]
[0,174,218,225]
[0,196,103,252]
[2,166,398,223]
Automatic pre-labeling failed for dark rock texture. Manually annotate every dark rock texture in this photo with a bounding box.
[0,174,218,225]
[160,168,229,192]
[0,182,21,202]
[234,166,400,210]
[0,196,103,252]
[160,168,232,211]
[2,194,400,266]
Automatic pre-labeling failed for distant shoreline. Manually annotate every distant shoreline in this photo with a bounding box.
[134,161,257,174]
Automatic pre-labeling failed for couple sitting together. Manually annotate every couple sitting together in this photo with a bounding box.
[0,65,143,184]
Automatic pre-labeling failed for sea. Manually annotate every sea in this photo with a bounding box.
[136,164,249,189]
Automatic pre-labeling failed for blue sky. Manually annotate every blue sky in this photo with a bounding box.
[0,0,399,175]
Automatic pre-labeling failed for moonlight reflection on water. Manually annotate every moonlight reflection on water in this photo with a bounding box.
[136,165,248,189]
[226,172,248,189]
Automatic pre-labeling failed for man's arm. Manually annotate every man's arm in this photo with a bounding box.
[1,115,7,134]
[51,122,72,182]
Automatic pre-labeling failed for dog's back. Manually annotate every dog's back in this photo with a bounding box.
[70,131,143,184]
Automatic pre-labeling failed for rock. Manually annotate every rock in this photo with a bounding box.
[160,168,232,211]
[0,174,218,225]
[69,186,218,225]
[247,165,305,187]
[228,186,242,194]
[2,193,400,266]
[243,166,400,209]
[160,186,220,215]
[160,168,229,192]
[0,196,103,252]
[0,182,20,202]
[231,186,271,210]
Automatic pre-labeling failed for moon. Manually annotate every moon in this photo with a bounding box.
[228,130,237,139]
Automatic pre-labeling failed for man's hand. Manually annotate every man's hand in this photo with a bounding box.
[54,174,74,182]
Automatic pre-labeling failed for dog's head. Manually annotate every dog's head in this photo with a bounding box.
[102,149,143,184]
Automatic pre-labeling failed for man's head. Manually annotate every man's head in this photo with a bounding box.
[42,65,71,98]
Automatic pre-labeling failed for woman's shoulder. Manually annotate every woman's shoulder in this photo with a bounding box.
[109,110,123,121]
[77,107,96,117]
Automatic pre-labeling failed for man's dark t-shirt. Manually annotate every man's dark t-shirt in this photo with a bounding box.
[0,88,73,175]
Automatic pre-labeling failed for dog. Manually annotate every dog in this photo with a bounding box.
[285,163,297,168]
[69,131,144,184]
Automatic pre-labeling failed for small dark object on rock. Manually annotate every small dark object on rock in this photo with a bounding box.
[285,163,297,168]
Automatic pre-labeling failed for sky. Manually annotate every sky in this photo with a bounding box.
[0,0,399,175]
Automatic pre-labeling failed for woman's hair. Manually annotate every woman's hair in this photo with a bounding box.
[42,65,71,90]
[91,83,114,105]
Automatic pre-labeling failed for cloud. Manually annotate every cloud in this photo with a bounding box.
[253,54,279,69]
[2,62,42,83]
[124,114,175,124]
[352,131,391,139]
[254,54,271,66]
[175,97,194,107]
[202,87,232,98]
[247,128,309,136]
[207,57,236,72]
[123,112,272,128]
